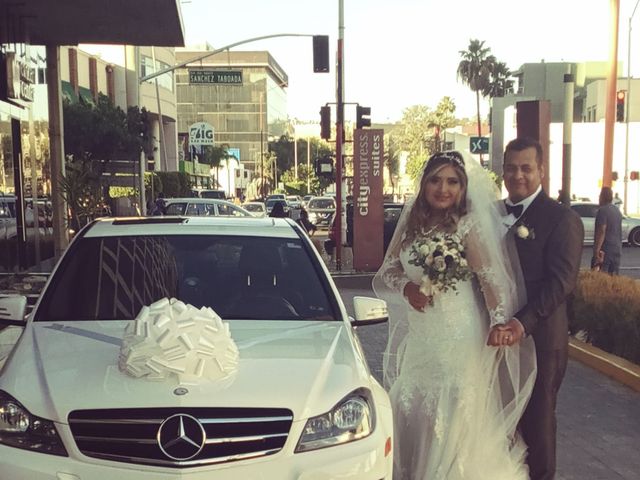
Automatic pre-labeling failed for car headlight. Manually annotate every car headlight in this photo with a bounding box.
[0,390,67,456]
[295,390,374,452]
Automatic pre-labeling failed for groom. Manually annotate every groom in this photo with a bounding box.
[488,137,584,480]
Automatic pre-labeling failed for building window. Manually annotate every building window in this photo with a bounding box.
[141,56,173,92]
[37,67,46,84]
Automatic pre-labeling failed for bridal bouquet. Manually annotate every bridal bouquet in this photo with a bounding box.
[408,232,472,302]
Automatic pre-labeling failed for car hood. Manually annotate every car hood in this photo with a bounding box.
[0,320,370,423]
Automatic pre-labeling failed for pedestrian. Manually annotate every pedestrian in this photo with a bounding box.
[269,202,287,218]
[592,186,623,274]
[613,192,623,210]
[297,207,317,236]
[489,137,584,480]
[151,192,167,216]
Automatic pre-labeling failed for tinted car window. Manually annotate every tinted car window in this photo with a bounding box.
[166,202,187,215]
[34,235,338,322]
[572,204,598,218]
[309,198,335,209]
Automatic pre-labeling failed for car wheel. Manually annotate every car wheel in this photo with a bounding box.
[629,227,640,247]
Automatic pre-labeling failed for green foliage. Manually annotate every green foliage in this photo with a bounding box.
[405,153,429,181]
[570,271,640,364]
[109,186,136,198]
[59,159,104,228]
[153,172,192,197]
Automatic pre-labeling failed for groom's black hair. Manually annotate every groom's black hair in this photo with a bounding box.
[503,137,543,166]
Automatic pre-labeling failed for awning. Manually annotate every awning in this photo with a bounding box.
[78,87,95,106]
[61,81,78,104]
[0,0,184,46]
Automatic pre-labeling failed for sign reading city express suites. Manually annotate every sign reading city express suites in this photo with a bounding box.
[353,129,384,271]
[189,70,243,85]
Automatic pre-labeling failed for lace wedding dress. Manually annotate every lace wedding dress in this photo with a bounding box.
[379,217,532,480]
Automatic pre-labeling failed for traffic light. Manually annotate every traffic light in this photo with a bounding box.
[315,155,334,177]
[616,90,626,122]
[320,106,331,140]
[356,105,371,129]
[631,171,639,181]
[312,36,329,73]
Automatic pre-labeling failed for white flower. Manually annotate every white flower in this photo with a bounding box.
[426,254,434,266]
[516,225,530,239]
[449,248,459,256]
[460,257,468,267]
[419,244,431,256]
[434,257,446,272]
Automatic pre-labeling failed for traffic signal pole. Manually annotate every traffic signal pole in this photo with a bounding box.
[335,0,345,272]
[603,0,620,188]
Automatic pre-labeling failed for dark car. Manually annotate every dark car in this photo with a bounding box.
[324,203,404,255]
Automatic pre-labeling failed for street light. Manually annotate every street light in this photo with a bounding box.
[624,0,640,214]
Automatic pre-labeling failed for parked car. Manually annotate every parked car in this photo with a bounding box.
[265,198,290,216]
[192,189,227,199]
[242,201,267,218]
[571,202,640,246]
[286,195,302,209]
[0,216,393,478]
[325,203,404,255]
[164,198,252,217]
[307,196,336,228]
[301,194,313,208]
[265,193,286,202]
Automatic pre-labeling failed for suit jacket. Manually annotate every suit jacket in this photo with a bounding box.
[511,191,584,351]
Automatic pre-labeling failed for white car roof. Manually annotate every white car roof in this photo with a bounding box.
[83,217,300,239]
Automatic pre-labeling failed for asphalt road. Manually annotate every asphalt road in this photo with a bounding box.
[334,275,640,480]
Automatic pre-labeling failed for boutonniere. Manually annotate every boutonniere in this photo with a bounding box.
[515,221,535,240]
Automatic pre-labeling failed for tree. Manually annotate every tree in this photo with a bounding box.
[484,61,514,98]
[427,97,456,152]
[457,39,495,138]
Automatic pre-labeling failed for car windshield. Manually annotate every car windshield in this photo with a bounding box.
[34,235,339,322]
[243,204,263,212]
[266,199,286,208]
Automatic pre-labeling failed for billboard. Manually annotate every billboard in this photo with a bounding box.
[353,129,384,271]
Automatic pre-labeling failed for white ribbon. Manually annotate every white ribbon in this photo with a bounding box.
[118,298,239,384]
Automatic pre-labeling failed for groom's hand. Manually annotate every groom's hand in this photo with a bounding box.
[487,318,525,346]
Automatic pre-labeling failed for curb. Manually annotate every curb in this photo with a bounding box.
[568,337,640,392]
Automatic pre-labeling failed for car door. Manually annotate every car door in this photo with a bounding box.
[572,204,598,243]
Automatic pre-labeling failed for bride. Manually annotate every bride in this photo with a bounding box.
[374,151,537,479]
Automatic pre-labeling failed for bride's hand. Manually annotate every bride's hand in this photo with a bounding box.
[403,282,432,311]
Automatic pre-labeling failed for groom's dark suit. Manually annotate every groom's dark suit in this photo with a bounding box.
[512,191,584,480]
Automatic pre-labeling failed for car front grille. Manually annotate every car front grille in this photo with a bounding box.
[68,407,294,468]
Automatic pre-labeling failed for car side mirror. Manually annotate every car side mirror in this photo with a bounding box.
[351,296,388,326]
[0,296,28,325]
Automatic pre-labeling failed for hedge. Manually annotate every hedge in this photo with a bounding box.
[569,270,640,364]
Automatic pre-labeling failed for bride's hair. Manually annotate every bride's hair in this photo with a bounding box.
[404,151,468,245]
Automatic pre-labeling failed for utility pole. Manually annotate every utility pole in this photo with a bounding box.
[561,67,574,206]
[603,0,620,187]
[335,0,345,271]
[624,0,640,214]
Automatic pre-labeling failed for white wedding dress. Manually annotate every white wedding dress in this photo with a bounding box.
[379,217,533,480]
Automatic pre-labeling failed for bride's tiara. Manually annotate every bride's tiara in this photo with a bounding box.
[427,151,465,170]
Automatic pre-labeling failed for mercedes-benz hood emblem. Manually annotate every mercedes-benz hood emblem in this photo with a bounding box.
[157,413,206,461]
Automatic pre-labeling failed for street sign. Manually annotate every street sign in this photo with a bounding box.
[189,122,214,147]
[189,70,243,85]
[470,136,489,154]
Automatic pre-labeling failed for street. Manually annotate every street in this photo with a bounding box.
[334,274,640,480]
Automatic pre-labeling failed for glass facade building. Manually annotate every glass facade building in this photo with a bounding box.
[175,49,288,187]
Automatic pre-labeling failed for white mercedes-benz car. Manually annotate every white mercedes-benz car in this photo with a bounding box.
[0,217,392,479]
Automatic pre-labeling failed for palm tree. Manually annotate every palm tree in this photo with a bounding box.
[457,39,496,138]
[484,61,514,98]
[427,97,456,152]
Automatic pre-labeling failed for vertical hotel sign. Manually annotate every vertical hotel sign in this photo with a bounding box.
[353,129,384,271]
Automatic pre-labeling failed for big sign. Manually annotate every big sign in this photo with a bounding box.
[189,122,215,147]
[353,129,384,271]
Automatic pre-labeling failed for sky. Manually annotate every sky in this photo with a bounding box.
[177,0,639,124]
